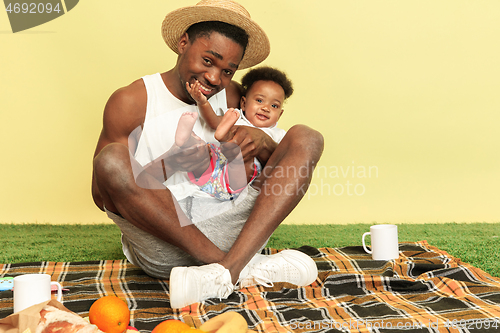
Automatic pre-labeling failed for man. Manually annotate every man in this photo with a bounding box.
[92,0,324,308]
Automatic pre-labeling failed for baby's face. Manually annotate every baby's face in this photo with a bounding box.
[241,80,285,128]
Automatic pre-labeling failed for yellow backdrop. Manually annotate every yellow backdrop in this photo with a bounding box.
[1,1,499,224]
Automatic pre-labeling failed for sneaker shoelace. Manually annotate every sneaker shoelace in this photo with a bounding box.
[201,268,234,301]
[245,262,280,288]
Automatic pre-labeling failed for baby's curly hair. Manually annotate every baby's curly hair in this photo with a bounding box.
[241,66,294,100]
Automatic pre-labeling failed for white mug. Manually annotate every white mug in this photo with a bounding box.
[362,224,399,260]
[13,274,63,313]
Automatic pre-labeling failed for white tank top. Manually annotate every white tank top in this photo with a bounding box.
[134,73,228,201]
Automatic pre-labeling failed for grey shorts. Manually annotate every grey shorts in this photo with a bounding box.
[106,186,265,279]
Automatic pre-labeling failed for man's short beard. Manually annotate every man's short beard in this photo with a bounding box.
[179,75,197,103]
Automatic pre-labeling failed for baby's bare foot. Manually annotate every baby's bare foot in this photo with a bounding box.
[215,108,240,141]
[175,112,199,147]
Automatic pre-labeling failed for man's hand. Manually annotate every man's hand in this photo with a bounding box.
[140,137,211,185]
[219,125,277,165]
[165,141,211,176]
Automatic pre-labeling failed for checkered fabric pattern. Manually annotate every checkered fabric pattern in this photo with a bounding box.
[1,241,500,332]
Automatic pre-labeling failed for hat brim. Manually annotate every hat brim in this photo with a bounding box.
[161,5,270,70]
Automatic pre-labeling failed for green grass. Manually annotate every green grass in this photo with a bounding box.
[1,223,498,277]
[0,224,125,263]
[267,223,500,277]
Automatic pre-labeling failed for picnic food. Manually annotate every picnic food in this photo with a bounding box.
[37,304,103,333]
[151,319,191,333]
[199,312,248,333]
[88,296,130,333]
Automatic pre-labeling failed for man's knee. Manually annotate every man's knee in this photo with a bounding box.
[93,143,133,188]
[286,125,324,157]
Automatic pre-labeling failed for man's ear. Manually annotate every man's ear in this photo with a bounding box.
[240,96,246,111]
[178,32,190,54]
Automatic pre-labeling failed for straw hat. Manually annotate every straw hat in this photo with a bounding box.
[161,0,270,69]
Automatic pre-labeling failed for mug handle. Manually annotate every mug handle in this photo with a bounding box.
[362,232,372,254]
[51,281,63,302]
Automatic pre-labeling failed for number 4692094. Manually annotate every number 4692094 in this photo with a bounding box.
[6,2,61,14]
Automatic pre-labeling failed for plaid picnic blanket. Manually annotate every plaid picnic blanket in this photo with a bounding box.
[1,241,500,332]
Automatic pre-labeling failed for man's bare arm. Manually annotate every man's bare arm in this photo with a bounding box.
[92,80,211,210]
[91,80,148,210]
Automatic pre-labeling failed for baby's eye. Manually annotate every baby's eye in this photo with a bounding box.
[272,104,279,109]
[256,98,262,103]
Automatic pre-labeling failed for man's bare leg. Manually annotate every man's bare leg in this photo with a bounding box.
[93,142,227,267]
[218,125,324,283]
[168,125,324,308]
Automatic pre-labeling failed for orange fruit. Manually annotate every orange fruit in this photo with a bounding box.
[151,319,191,333]
[89,296,130,333]
[180,329,206,332]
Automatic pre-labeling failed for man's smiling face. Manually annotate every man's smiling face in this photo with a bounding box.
[176,31,244,103]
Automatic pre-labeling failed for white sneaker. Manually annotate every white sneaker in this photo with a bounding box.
[169,263,234,308]
[237,250,318,289]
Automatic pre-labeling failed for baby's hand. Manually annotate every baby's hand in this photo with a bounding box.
[186,80,208,105]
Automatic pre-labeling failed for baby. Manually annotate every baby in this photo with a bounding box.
[175,66,293,200]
